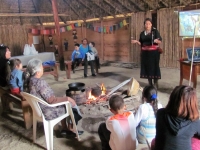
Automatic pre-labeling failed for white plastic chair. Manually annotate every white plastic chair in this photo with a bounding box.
[20,92,80,150]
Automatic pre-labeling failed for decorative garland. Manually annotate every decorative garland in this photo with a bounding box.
[28,19,128,35]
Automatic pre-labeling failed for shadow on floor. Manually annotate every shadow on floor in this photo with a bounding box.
[1,124,45,149]
[64,136,101,150]
[98,72,130,82]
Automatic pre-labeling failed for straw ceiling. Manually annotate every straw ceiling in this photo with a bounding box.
[0,0,199,25]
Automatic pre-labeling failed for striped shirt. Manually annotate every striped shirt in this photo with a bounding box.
[134,103,162,144]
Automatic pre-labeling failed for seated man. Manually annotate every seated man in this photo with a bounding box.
[71,43,83,73]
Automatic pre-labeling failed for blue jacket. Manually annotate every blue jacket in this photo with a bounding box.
[71,50,84,61]
[79,44,91,59]
[9,69,23,91]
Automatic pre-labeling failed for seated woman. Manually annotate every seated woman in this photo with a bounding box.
[0,45,11,88]
[26,58,83,136]
[134,85,162,144]
[154,85,200,150]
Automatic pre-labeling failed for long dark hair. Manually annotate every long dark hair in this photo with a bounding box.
[166,85,199,121]
[0,45,8,59]
[0,45,10,86]
[142,85,158,117]
[144,18,152,25]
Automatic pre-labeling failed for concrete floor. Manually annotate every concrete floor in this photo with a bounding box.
[0,65,200,150]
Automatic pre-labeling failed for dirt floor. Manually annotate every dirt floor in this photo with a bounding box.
[0,65,200,150]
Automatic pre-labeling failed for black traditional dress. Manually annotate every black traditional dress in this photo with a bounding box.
[139,29,162,79]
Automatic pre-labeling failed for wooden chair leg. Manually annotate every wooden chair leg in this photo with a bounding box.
[54,64,59,81]
[65,61,71,79]
[67,63,71,79]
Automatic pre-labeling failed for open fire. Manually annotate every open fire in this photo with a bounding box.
[69,78,141,106]
[87,83,107,103]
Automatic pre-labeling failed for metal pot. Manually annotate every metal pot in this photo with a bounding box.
[91,87,102,97]
[68,82,85,92]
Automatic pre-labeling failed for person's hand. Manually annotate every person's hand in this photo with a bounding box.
[131,40,138,44]
[67,97,76,107]
[154,39,160,44]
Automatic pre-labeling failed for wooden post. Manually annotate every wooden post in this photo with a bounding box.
[82,20,86,38]
[129,16,133,62]
[52,0,65,70]
[100,20,104,60]
[85,22,87,38]
[81,23,84,39]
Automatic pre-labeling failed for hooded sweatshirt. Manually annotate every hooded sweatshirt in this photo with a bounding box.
[155,108,200,150]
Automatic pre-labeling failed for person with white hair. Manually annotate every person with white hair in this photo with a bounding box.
[26,58,83,136]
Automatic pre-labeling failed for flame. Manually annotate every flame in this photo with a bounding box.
[101,83,106,95]
[88,91,97,100]
[87,83,107,101]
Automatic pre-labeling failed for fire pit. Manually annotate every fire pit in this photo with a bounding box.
[66,78,142,132]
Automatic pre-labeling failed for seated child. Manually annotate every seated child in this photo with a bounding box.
[7,58,23,95]
[89,42,100,69]
[71,43,83,73]
[134,85,162,144]
[98,95,137,150]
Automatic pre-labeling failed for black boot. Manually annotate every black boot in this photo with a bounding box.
[148,78,153,86]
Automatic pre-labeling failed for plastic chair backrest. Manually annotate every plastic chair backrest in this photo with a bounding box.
[20,92,48,119]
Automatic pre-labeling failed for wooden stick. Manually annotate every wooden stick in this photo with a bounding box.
[189,22,197,86]
[106,78,132,96]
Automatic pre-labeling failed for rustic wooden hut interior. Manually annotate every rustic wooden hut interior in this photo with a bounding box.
[1,0,200,150]
[0,0,199,68]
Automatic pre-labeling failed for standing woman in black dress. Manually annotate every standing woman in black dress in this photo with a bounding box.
[131,18,162,89]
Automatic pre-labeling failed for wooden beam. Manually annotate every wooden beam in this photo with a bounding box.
[100,20,104,61]
[18,0,23,25]
[63,0,81,19]
[52,0,64,70]
[116,0,133,12]
[159,0,169,7]
[78,0,100,18]
[48,0,66,24]
[104,0,125,15]
[129,0,144,11]
[0,13,69,17]
[92,1,113,16]
[31,0,42,25]
[141,0,156,10]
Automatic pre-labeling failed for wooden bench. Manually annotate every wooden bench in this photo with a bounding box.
[0,87,33,129]
[43,63,59,81]
[64,60,99,79]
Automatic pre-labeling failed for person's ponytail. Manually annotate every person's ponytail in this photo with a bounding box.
[151,97,158,117]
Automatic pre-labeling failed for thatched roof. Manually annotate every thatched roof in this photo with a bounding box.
[0,0,199,25]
